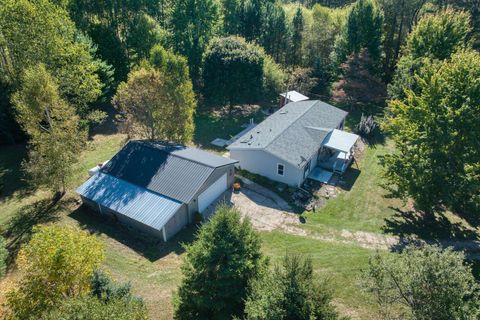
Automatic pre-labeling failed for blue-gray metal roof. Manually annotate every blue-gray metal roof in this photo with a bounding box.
[76,172,183,231]
[101,141,237,203]
[228,100,348,167]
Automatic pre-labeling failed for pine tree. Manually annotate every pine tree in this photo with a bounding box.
[174,205,266,319]
[291,7,305,66]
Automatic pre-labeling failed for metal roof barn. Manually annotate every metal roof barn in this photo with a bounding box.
[76,172,183,231]
[101,141,237,203]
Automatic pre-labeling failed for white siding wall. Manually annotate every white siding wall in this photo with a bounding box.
[230,149,303,186]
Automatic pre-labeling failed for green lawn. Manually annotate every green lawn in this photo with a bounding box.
[302,140,403,235]
[260,231,382,319]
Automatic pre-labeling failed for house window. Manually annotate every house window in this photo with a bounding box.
[277,164,285,176]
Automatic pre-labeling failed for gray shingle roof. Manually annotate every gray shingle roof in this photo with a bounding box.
[101,141,237,203]
[228,100,347,167]
[76,172,183,231]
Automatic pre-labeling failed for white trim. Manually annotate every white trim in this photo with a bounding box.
[277,163,285,176]
[162,227,167,242]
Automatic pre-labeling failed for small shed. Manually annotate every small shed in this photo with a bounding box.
[279,90,309,107]
[76,140,238,241]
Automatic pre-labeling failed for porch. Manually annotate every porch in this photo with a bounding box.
[308,129,359,184]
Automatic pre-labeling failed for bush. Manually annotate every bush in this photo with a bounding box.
[90,270,138,303]
[356,113,376,137]
[43,296,148,320]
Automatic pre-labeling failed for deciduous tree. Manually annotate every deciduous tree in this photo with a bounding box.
[6,225,104,319]
[382,49,480,215]
[113,47,195,143]
[12,64,86,194]
[388,9,471,99]
[363,245,480,319]
[174,205,266,319]
[0,0,104,114]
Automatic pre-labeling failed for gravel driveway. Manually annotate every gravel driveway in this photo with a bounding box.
[231,178,306,235]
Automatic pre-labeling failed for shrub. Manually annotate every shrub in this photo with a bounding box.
[356,113,376,137]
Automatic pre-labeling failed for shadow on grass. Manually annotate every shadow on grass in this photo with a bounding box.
[383,207,479,242]
[69,205,197,262]
[1,197,66,267]
[0,144,36,200]
[337,168,361,192]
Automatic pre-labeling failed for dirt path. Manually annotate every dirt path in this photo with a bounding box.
[232,179,480,259]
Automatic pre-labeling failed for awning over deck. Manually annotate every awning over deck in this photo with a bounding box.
[322,129,359,153]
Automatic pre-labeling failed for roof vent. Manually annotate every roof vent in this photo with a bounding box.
[280,110,288,114]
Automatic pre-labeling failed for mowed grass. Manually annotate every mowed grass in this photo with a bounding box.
[260,231,382,319]
[302,140,404,235]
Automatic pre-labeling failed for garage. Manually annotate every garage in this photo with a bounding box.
[198,173,228,212]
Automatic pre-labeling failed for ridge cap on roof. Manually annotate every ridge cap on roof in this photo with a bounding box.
[262,100,321,150]
[234,100,316,151]
[129,140,236,169]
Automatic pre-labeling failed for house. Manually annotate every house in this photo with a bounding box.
[76,140,238,241]
[227,100,359,186]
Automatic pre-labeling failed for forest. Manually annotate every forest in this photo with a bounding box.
[0,0,480,319]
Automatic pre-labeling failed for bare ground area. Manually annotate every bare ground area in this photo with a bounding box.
[232,179,480,258]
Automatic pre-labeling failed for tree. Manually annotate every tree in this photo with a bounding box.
[260,3,290,64]
[222,0,243,35]
[202,36,265,108]
[245,254,339,320]
[334,0,384,71]
[0,235,7,278]
[113,47,195,143]
[382,49,480,215]
[43,296,148,320]
[242,0,266,41]
[6,225,105,319]
[0,0,104,114]
[378,0,426,80]
[12,64,86,194]
[363,245,480,319]
[174,205,266,319]
[303,4,348,88]
[388,9,471,99]
[291,7,305,66]
[127,13,169,63]
[171,0,220,81]
[331,49,387,107]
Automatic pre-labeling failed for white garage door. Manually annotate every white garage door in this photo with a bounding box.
[198,173,227,213]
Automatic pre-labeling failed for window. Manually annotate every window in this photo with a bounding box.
[277,164,285,176]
